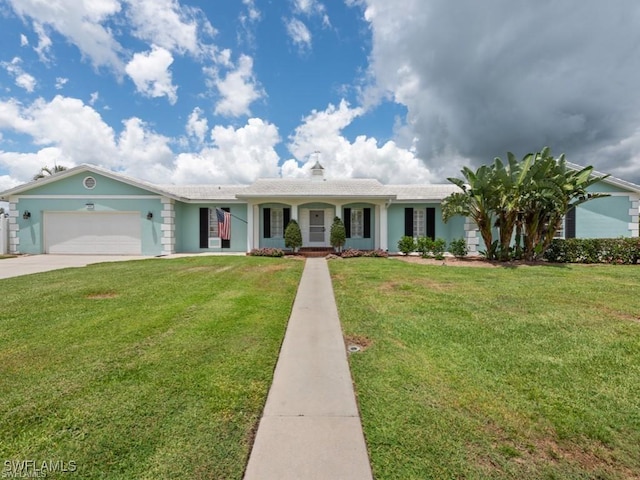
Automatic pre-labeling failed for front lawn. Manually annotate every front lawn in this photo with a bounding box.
[0,256,303,479]
[330,259,640,479]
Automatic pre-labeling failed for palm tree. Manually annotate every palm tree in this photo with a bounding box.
[33,165,67,181]
[442,164,498,260]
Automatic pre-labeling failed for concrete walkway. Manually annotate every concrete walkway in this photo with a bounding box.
[244,258,373,480]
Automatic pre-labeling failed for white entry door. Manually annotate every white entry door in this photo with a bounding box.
[309,210,325,243]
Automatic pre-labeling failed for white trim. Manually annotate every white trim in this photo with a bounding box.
[208,238,221,248]
[12,194,163,200]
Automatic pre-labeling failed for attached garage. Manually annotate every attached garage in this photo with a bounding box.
[44,212,142,255]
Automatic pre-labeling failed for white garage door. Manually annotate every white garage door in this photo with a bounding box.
[44,212,142,255]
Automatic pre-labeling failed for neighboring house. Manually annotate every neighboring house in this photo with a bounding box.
[0,162,638,256]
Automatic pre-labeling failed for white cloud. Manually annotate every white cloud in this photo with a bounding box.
[6,0,124,72]
[55,77,68,89]
[286,99,434,183]
[292,0,330,26]
[212,54,263,117]
[125,46,178,104]
[1,57,36,93]
[32,22,53,63]
[0,95,282,187]
[89,92,99,106]
[285,18,312,51]
[186,107,208,144]
[20,34,29,47]
[173,118,281,184]
[123,0,203,56]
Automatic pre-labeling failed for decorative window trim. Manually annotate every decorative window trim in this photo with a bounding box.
[208,208,220,238]
[413,208,425,238]
[271,208,284,238]
[83,176,96,190]
[351,208,364,238]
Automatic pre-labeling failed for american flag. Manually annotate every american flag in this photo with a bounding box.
[216,208,231,240]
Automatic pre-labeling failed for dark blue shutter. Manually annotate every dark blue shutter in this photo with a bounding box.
[284,208,291,229]
[565,207,576,239]
[222,207,230,248]
[364,208,371,239]
[344,208,351,238]
[263,208,271,238]
[404,208,414,237]
[199,208,209,248]
[426,208,436,240]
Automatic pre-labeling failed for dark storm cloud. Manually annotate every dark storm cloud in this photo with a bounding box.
[364,0,640,181]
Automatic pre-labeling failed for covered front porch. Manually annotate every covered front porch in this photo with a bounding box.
[245,200,389,252]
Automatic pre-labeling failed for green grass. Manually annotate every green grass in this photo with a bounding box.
[0,256,303,479]
[330,259,640,479]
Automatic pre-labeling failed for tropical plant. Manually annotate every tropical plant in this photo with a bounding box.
[284,219,302,253]
[33,165,67,181]
[330,216,346,253]
[397,236,416,255]
[443,147,609,261]
[442,164,497,260]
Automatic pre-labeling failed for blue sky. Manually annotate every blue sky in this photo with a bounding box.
[1,0,640,193]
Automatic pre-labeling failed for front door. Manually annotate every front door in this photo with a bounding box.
[309,210,325,243]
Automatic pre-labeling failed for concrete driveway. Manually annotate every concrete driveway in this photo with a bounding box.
[0,255,148,280]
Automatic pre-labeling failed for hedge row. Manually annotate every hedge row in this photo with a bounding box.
[543,238,640,264]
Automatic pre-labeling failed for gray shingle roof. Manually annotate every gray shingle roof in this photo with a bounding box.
[385,184,461,201]
[156,185,247,201]
[236,178,391,197]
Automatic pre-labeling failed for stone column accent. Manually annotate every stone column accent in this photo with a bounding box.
[464,217,480,255]
[8,199,19,254]
[630,194,639,237]
[160,198,175,255]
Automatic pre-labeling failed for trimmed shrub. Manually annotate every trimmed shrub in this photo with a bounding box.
[543,238,640,264]
[330,216,347,253]
[416,236,433,257]
[449,238,468,258]
[431,238,447,260]
[249,248,285,257]
[397,236,416,255]
[340,249,389,258]
[284,219,302,253]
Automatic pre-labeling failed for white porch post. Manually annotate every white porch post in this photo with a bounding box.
[246,202,254,251]
[291,204,298,221]
[379,203,388,251]
[8,198,19,254]
[160,198,175,255]
[334,203,342,220]
[252,204,260,251]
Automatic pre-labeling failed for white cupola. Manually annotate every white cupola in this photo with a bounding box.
[310,160,325,182]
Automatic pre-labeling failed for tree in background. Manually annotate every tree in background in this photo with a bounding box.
[33,165,67,181]
[330,216,346,253]
[284,219,302,253]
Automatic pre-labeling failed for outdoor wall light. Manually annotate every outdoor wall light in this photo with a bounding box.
[22,210,31,220]
[85,202,95,211]
[146,211,153,220]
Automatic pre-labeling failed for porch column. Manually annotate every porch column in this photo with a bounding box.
[291,203,298,221]
[246,202,254,251]
[334,203,342,220]
[379,203,388,251]
[252,204,260,251]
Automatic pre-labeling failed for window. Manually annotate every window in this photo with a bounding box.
[351,208,364,238]
[208,208,219,238]
[263,207,290,239]
[271,208,284,238]
[413,208,425,238]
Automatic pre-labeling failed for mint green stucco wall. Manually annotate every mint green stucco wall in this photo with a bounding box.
[576,196,632,238]
[15,197,164,255]
[387,204,467,254]
[24,172,157,196]
[175,203,248,253]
